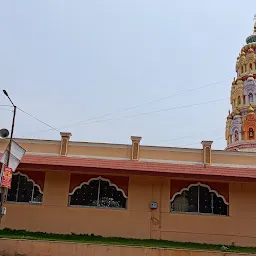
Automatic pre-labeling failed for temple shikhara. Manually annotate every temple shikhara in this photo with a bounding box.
[226,17,256,151]
[1,18,256,249]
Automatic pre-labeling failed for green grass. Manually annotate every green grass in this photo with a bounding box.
[0,228,255,254]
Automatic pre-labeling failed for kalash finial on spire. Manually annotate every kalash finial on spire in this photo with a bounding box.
[246,15,256,43]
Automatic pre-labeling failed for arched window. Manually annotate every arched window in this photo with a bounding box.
[237,96,241,105]
[241,66,244,73]
[249,128,254,139]
[243,95,246,104]
[69,177,127,209]
[249,93,253,103]
[170,183,228,216]
[234,130,239,141]
[6,173,43,204]
[250,63,253,70]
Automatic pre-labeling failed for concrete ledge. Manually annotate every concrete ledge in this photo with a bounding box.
[0,238,252,256]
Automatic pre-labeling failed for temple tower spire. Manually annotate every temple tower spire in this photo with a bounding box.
[226,16,256,151]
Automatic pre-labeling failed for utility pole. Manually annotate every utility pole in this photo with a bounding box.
[0,90,16,225]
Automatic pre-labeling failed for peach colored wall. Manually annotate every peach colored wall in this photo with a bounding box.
[4,138,256,168]
[1,171,256,247]
[0,140,61,155]
[0,239,247,256]
[140,148,203,163]
[2,175,151,239]
[4,138,256,167]
[211,151,256,166]
[68,143,131,159]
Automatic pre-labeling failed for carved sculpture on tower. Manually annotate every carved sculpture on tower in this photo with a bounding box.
[225,16,256,151]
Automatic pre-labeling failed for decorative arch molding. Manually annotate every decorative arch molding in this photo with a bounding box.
[170,182,229,205]
[245,56,255,64]
[230,125,242,134]
[232,89,244,102]
[13,171,43,194]
[233,87,244,95]
[244,79,256,94]
[69,176,128,198]
[230,118,242,134]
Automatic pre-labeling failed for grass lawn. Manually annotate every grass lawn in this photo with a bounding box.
[0,229,255,254]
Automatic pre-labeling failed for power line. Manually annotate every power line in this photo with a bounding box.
[54,78,231,130]
[157,128,223,144]
[179,137,224,148]
[0,108,12,112]
[60,98,227,129]
[16,77,231,138]
[26,97,227,138]
[0,105,12,107]
[17,107,60,132]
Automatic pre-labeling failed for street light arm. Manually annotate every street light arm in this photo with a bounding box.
[3,90,15,107]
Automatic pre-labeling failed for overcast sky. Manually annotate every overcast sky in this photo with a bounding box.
[0,1,255,149]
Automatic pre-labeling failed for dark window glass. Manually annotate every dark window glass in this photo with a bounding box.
[69,178,127,209]
[33,186,43,203]
[199,186,212,214]
[171,193,188,212]
[212,194,228,216]
[17,175,33,203]
[7,174,43,204]
[186,186,198,212]
[69,180,99,206]
[171,184,228,216]
[99,180,126,208]
[171,186,198,213]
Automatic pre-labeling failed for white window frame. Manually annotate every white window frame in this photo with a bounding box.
[68,176,128,210]
[170,182,229,216]
[6,172,43,205]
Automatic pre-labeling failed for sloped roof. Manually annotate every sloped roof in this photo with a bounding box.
[7,153,256,182]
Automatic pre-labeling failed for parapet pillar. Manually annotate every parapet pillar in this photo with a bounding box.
[201,141,213,167]
[130,136,142,160]
[60,132,72,156]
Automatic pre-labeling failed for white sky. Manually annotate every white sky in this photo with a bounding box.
[0,1,255,149]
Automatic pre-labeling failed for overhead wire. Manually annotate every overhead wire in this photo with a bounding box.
[25,97,228,138]
[0,108,12,112]
[54,78,232,129]
[179,137,224,148]
[17,107,60,132]
[56,98,228,128]
[9,77,232,140]
[25,77,231,137]
[157,128,223,144]
[0,105,12,107]
[1,96,59,132]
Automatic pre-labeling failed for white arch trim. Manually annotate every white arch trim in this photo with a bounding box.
[13,172,43,194]
[69,176,128,198]
[170,182,229,205]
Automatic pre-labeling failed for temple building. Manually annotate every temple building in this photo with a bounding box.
[226,18,256,151]
[1,18,256,248]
